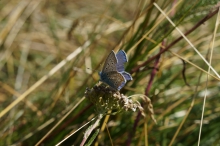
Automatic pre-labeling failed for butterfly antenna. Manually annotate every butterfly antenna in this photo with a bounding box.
[86,68,99,73]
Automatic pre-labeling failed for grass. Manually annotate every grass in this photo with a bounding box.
[1,0,220,145]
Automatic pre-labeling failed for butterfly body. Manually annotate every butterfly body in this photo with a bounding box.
[99,50,132,90]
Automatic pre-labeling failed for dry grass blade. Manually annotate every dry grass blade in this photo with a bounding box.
[0,0,30,46]
[36,96,86,146]
[152,2,220,146]
[153,2,220,79]
[0,81,42,116]
[169,51,220,81]
[0,41,90,118]
[127,0,183,55]
[198,7,220,146]
[0,0,42,69]
[55,115,96,146]
[1,1,220,145]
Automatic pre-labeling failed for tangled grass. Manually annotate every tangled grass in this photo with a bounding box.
[1,0,220,145]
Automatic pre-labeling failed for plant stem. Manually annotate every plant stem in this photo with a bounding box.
[131,7,219,74]
[126,41,163,146]
[80,114,103,146]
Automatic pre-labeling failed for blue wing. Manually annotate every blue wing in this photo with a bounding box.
[117,72,133,90]
[116,50,128,72]
[118,82,126,90]
[100,71,126,90]
[122,72,133,81]
[99,50,132,90]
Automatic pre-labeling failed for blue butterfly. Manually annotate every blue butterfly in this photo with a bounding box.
[99,50,133,90]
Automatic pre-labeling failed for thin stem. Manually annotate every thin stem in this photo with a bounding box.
[0,41,91,119]
[126,112,142,146]
[36,97,86,146]
[55,117,96,146]
[95,111,111,146]
[145,42,164,96]
[46,104,93,141]
[154,3,220,78]
[126,41,163,146]
[144,117,148,146]
[80,114,103,146]
[131,6,219,74]
[198,6,220,146]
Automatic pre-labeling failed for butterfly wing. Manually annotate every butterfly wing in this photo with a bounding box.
[116,50,128,72]
[99,50,132,90]
[102,50,118,73]
[122,72,133,81]
[117,72,133,90]
[101,71,125,90]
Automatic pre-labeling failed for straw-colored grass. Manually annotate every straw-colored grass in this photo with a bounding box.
[1,0,220,145]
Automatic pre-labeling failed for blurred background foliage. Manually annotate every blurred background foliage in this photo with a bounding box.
[1,0,220,145]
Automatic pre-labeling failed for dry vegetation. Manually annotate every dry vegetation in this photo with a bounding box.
[1,0,220,145]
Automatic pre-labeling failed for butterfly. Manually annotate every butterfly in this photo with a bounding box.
[99,50,133,90]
